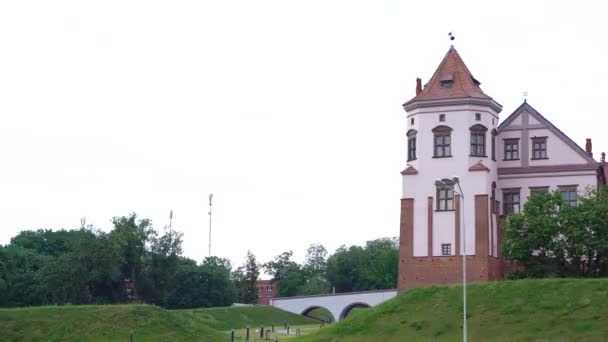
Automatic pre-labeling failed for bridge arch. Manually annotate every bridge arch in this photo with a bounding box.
[339,302,371,320]
[301,305,335,322]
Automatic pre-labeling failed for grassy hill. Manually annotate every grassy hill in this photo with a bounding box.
[0,304,317,342]
[298,278,608,342]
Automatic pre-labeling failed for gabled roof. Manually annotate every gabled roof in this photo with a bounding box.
[498,101,598,165]
[403,46,502,112]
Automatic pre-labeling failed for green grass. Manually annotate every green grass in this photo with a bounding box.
[0,304,318,342]
[305,307,335,323]
[296,278,608,342]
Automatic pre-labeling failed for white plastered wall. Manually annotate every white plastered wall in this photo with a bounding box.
[403,104,499,256]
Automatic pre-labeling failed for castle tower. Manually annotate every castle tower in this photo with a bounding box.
[398,46,504,291]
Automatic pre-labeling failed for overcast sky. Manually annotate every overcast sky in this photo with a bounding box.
[1,0,607,271]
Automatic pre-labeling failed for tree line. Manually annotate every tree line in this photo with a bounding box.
[0,213,398,308]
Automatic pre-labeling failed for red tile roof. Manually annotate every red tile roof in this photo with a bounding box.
[407,46,491,102]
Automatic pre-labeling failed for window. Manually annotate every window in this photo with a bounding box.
[407,129,417,161]
[503,190,520,215]
[475,113,481,121]
[559,186,577,206]
[504,139,519,160]
[266,285,273,294]
[532,137,548,159]
[436,188,454,211]
[529,186,549,197]
[470,124,487,157]
[491,129,497,161]
[491,182,497,214]
[432,126,452,157]
[410,117,414,125]
[440,72,454,88]
[258,286,262,292]
[439,114,446,122]
[441,244,452,256]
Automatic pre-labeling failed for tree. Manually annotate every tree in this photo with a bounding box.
[110,214,155,301]
[145,228,184,305]
[502,189,608,278]
[236,251,259,304]
[326,245,367,293]
[362,238,398,290]
[263,251,298,281]
[303,244,328,276]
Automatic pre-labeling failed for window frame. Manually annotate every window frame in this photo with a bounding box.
[436,187,455,211]
[503,189,521,215]
[532,137,548,160]
[504,138,520,160]
[558,185,578,207]
[407,129,417,161]
[432,125,452,158]
[441,243,452,256]
[491,129,497,161]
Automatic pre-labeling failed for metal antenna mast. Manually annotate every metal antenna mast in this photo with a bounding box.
[208,193,213,257]
[169,210,173,232]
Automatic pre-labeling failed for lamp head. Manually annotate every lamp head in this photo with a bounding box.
[441,178,455,186]
[452,176,460,184]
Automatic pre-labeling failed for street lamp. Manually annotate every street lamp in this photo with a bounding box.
[435,176,467,342]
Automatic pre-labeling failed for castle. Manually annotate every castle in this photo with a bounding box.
[397,46,606,291]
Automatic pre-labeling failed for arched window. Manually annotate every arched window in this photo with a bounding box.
[469,124,488,157]
[432,125,452,158]
[491,129,498,161]
[407,129,417,161]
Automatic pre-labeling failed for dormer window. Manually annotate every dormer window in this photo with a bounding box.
[440,72,454,88]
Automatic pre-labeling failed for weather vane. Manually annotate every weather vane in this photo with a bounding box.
[448,32,455,41]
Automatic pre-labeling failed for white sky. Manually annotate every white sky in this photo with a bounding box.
[1,0,607,270]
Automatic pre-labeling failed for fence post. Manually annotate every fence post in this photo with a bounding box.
[230,330,235,342]
[246,327,249,341]
[286,325,289,335]
[260,327,264,338]
[130,332,133,342]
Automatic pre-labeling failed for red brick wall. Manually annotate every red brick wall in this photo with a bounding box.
[398,195,504,292]
[256,280,278,305]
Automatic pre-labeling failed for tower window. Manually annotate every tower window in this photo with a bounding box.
[432,126,452,158]
[503,190,520,215]
[441,244,451,256]
[532,137,548,159]
[469,124,487,157]
[504,139,519,160]
[407,129,417,161]
[410,117,414,125]
[475,113,481,121]
[439,114,446,122]
[436,188,454,211]
[491,129,497,161]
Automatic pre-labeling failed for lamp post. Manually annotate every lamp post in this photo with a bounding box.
[435,176,467,342]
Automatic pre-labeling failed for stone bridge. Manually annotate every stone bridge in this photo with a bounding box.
[269,289,397,321]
